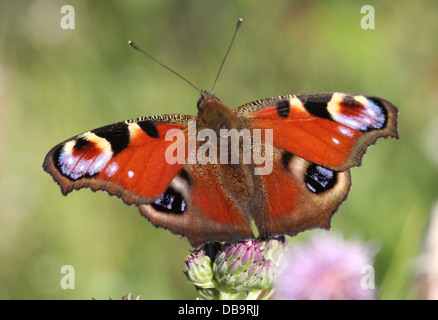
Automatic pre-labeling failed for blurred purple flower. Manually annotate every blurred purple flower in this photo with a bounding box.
[274,232,378,300]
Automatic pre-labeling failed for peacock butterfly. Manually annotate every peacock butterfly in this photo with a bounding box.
[43,19,398,247]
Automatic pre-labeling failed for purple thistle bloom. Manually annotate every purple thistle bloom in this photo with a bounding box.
[212,239,279,294]
[274,232,378,300]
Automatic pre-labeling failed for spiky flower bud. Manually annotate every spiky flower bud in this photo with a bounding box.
[251,259,277,290]
[213,240,269,292]
[184,249,215,289]
[260,235,289,271]
[184,237,291,300]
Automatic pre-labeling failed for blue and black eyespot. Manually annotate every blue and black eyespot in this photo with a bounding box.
[152,187,186,214]
[305,164,338,194]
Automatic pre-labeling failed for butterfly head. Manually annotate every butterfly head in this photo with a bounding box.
[197,91,221,111]
[196,91,240,131]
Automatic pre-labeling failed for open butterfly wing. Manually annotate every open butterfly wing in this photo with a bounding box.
[138,162,254,247]
[253,148,351,240]
[43,114,254,247]
[43,115,194,205]
[234,92,398,239]
[234,92,398,171]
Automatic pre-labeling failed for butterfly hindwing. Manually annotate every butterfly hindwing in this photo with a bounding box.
[138,162,254,247]
[255,147,351,239]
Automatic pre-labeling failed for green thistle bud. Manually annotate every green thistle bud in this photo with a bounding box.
[213,240,264,292]
[252,259,276,290]
[260,235,289,270]
[184,249,215,289]
[196,287,220,300]
[184,237,291,300]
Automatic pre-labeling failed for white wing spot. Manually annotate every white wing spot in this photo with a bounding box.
[339,126,354,137]
[105,162,119,178]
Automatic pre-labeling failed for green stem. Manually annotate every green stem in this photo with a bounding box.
[218,291,246,300]
[245,289,263,300]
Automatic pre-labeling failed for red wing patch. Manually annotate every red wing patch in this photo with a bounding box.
[235,92,398,171]
[256,149,351,239]
[43,116,193,205]
[138,162,255,247]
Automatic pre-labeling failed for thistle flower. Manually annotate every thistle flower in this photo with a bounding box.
[274,232,378,300]
[184,237,289,300]
[260,236,289,270]
[184,249,215,289]
[213,240,265,292]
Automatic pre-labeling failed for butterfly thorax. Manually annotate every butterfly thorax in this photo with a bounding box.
[195,92,258,225]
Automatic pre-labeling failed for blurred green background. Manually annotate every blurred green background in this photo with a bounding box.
[0,0,437,300]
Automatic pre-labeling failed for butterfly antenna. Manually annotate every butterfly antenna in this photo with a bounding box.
[128,41,202,93]
[210,18,243,94]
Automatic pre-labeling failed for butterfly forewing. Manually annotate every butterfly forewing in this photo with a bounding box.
[43,115,194,205]
[234,92,398,171]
